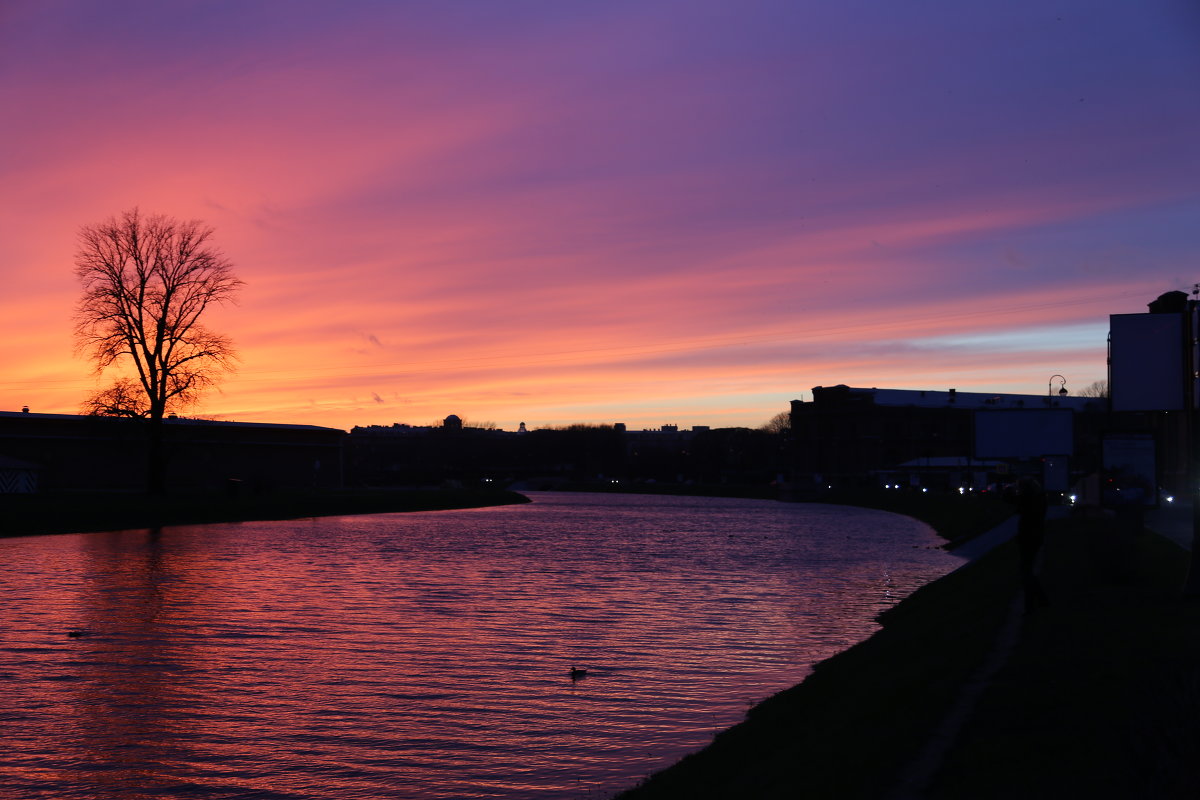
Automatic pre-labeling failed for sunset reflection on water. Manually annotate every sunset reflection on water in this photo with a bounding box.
[0,493,961,799]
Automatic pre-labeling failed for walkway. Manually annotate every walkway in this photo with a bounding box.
[893,502,1195,799]
[887,503,1064,800]
[1146,501,1195,551]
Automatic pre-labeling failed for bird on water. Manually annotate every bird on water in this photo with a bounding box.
[569,666,588,681]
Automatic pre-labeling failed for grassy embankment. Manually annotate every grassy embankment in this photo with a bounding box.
[620,494,1200,798]
[0,487,530,538]
[617,490,1016,799]
[816,487,1014,544]
[928,515,1200,799]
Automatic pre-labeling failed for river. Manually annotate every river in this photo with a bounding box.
[0,492,962,799]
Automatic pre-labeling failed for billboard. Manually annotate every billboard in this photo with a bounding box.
[1110,312,1183,411]
[974,408,1073,459]
[1102,433,1156,507]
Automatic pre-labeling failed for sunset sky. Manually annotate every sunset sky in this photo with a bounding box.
[2,1,1197,432]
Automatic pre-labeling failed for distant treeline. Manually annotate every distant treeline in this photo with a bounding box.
[346,424,790,488]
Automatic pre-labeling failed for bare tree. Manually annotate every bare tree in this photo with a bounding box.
[759,410,791,435]
[81,377,150,418]
[74,208,243,493]
[1076,379,1109,398]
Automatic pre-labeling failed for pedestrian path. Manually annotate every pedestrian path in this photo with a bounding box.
[948,504,1069,561]
[945,515,1018,560]
[1146,501,1193,551]
[888,504,1067,800]
[894,503,1195,799]
[952,501,1188,557]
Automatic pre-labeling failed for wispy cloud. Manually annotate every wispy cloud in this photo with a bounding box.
[1,1,1196,430]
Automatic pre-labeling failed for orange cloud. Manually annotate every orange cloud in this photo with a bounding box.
[2,2,1195,431]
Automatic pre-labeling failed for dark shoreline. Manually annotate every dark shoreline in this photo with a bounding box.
[617,507,1197,798]
[0,487,530,538]
[550,482,1014,548]
[614,496,1016,799]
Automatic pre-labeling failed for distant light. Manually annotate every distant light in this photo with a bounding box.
[921,487,928,494]
[1166,495,1175,504]
[958,487,965,495]
[1069,494,1078,505]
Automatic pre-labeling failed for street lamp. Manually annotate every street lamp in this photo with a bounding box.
[1049,375,1068,397]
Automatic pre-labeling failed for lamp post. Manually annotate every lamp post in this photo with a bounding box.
[1049,375,1067,402]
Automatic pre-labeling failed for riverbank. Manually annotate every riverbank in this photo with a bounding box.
[618,510,1195,798]
[926,514,1200,798]
[617,515,1016,799]
[0,487,530,538]
[518,480,781,501]
[813,487,1014,545]
[541,482,1014,545]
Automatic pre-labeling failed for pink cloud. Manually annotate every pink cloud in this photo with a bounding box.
[1,2,1196,430]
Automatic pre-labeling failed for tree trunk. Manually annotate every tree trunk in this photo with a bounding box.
[146,414,167,496]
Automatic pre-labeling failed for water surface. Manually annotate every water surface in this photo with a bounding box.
[0,492,961,799]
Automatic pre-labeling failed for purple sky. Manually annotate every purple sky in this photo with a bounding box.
[2,0,1198,430]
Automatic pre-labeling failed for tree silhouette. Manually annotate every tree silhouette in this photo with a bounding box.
[759,410,791,435]
[81,377,150,418]
[74,208,243,493]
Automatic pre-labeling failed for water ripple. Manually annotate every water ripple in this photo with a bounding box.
[0,492,961,799]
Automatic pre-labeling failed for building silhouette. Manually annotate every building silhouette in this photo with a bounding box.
[790,385,1104,492]
[0,411,344,493]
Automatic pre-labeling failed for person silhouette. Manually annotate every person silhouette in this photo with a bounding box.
[1008,476,1050,613]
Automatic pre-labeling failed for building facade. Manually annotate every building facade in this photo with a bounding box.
[0,411,345,493]
[790,385,1103,491]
